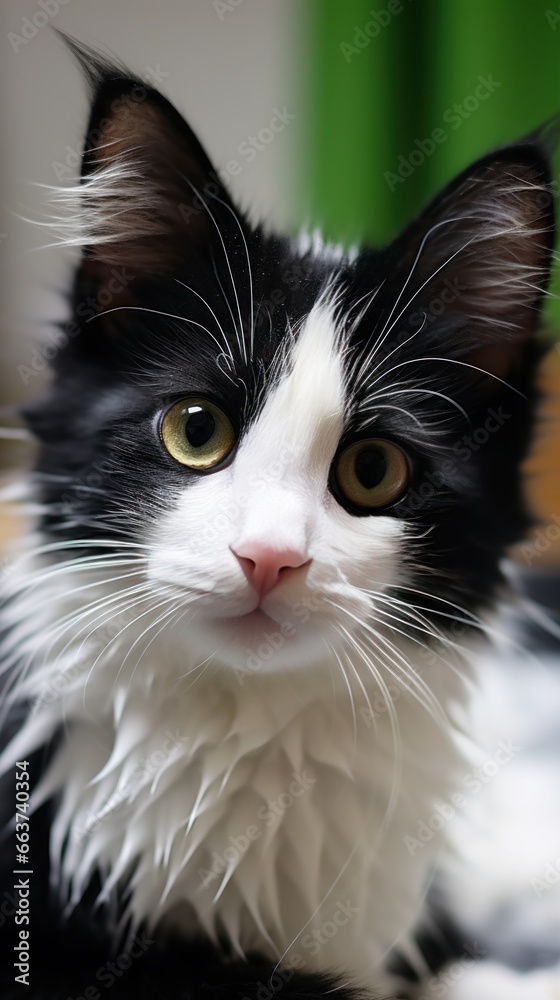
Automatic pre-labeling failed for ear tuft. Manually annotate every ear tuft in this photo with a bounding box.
[52,29,134,93]
[47,33,237,277]
[437,157,552,329]
[382,134,556,383]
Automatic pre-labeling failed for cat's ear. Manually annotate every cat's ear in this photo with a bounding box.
[382,134,556,379]
[53,36,237,277]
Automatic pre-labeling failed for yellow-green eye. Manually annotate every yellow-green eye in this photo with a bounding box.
[333,439,410,511]
[161,398,235,470]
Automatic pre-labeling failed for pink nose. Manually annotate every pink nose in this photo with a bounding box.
[232,543,309,599]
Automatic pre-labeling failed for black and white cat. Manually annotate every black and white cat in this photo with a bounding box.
[0,39,559,999]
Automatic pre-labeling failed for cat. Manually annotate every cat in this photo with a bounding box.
[0,36,558,999]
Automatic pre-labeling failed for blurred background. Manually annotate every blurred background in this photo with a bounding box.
[0,0,559,567]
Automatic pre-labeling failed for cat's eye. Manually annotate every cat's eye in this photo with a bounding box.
[332,439,410,511]
[161,398,235,470]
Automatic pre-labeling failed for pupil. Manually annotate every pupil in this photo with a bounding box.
[185,408,216,448]
[354,448,387,489]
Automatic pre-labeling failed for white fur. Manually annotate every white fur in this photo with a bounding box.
[421,173,552,323]
[421,961,560,1000]
[439,651,560,972]
[295,227,359,264]
[39,161,158,249]
[1,302,475,988]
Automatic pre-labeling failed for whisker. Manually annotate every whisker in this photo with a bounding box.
[174,278,235,364]
[82,589,183,713]
[182,179,245,361]
[86,304,232,362]
[325,639,358,760]
[336,625,404,807]
[111,589,194,688]
[123,599,199,693]
[2,580,155,692]
[209,192,254,361]
[367,228,476,363]
[364,355,526,400]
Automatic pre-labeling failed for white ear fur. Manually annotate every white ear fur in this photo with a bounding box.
[40,159,166,259]
[383,152,555,367]
[422,167,553,329]
[35,55,234,274]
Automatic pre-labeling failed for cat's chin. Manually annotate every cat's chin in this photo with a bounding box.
[189,607,330,675]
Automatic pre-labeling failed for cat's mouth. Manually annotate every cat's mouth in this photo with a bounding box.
[214,606,292,643]
[192,600,328,673]
[232,607,277,629]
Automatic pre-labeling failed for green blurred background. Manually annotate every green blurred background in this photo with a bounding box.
[304,0,560,324]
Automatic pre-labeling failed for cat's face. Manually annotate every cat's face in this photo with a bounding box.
[26,46,555,681]
[147,299,408,674]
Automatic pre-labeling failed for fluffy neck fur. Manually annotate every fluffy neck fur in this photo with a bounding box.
[2,546,473,983]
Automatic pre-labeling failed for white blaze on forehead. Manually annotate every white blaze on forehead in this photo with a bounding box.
[238,301,346,480]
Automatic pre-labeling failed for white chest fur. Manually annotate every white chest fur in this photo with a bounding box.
[3,569,471,985]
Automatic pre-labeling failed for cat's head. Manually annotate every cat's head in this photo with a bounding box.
[25,42,556,681]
